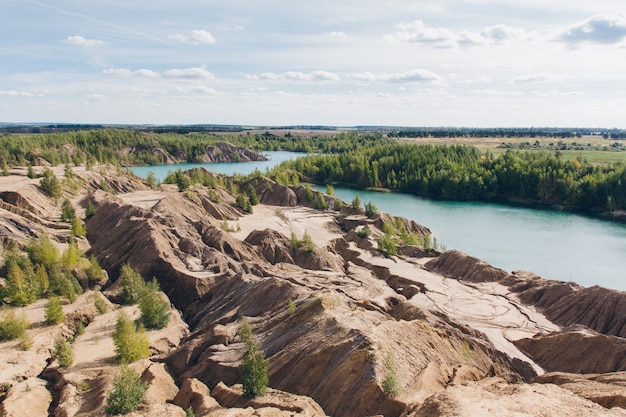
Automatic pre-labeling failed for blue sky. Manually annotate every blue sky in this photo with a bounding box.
[2,0,626,127]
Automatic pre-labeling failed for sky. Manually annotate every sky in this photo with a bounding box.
[2,1,626,127]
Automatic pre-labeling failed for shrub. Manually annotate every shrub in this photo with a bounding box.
[61,241,81,270]
[239,323,268,399]
[326,184,334,196]
[71,217,86,238]
[27,166,37,179]
[119,264,145,305]
[352,194,361,210]
[86,256,103,284]
[146,171,158,189]
[248,185,259,206]
[39,167,62,199]
[45,296,64,325]
[85,200,97,218]
[313,193,327,210]
[61,199,76,222]
[0,309,30,340]
[356,227,371,239]
[113,311,150,364]
[27,234,59,271]
[19,333,33,351]
[105,367,147,415]
[334,199,343,210]
[381,352,401,397]
[54,336,74,367]
[138,279,170,330]
[378,235,398,256]
[301,230,315,252]
[5,261,36,306]
[185,406,195,417]
[94,293,108,314]
[364,201,378,218]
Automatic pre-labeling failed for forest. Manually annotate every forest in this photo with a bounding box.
[1,128,624,217]
[271,144,626,215]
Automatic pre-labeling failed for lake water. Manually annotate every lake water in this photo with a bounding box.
[131,151,626,291]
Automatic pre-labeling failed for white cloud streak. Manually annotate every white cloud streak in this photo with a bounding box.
[349,69,442,83]
[249,71,340,82]
[61,35,105,47]
[168,30,216,45]
[383,20,528,48]
[103,67,215,80]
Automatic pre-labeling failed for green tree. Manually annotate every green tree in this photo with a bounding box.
[0,309,30,340]
[39,167,62,199]
[119,264,145,305]
[138,279,170,330]
[145,171,158,189]
[27,165,37,179]
[113,311,150,364]
[352,194,361,210]
[54,336,74,367]
[239,323,268,399]
[45,296,64,325]
[364,201,378,218]
[105,367,147,415]
[61,199,76,222]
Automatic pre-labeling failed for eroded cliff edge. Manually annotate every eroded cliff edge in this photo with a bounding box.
[1,163,625,416]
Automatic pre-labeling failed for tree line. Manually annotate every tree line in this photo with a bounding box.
[271,144,626,215]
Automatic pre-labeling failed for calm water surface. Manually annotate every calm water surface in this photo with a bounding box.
[131,151,626,291]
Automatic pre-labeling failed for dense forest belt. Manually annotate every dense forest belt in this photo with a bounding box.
[272,144,626,217]
[1,128,625,219]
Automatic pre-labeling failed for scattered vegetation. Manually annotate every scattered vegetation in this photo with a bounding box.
[138,279,170,330]
[119,263,145,305]
[39,167,62,199]
[45,296,64,325]
[289,230,315,252]
[54,336,74,367]
[364,201,378,218]
[381,352,401,397]
[0,308,29,340]
[94,292,108,314]
[356,226,371,239]
[239,322,268,399]
[112,311,150,364]
[287,299,296,315]
[105,366,147,415]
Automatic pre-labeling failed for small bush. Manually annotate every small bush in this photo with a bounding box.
[364,201,378,218]
[356,227,371,239]
[381,352,401,397]
[352,194,361,210]
[0,309,30,340]
[239,323,268,399]
[19,333,33,351]
[105,367,147,415]
[113,311,150,364]
[94,293,108,314]
[378,235,398,256]
[27,165,37,179]
[61,199,76,222]
[39,168,62,199]
[138,279,170,330]
[86,256,103,284]
[185,406,195,417]
[326,184,334,196]
[119,264,145,305]
[45,296,64,325]
[54,336,74,367]
[85,200,97,218]
[71,217,86,238]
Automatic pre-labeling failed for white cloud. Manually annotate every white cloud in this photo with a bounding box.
[384,20,528,48]
[168,30,216,45]
[326,31,347,41]
[102,67,214,80]
[553,14,626,45]
[163,67,215,80]
[0,90,33,97]
[250,71,340,82]
[349,69,442,83]
[510,73,564,84]
[61,35,104,47]
[134,69,160,78]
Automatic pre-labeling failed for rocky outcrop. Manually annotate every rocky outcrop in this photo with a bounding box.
[533,372,626,410]
[424,250,509,283]
[515,326,626,374]
[504,272,626,338]
[0,378,51,417]
[198,142,268,163]
[404,377,626,417]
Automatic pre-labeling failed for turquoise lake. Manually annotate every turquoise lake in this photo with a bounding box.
[131,151,626,291]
